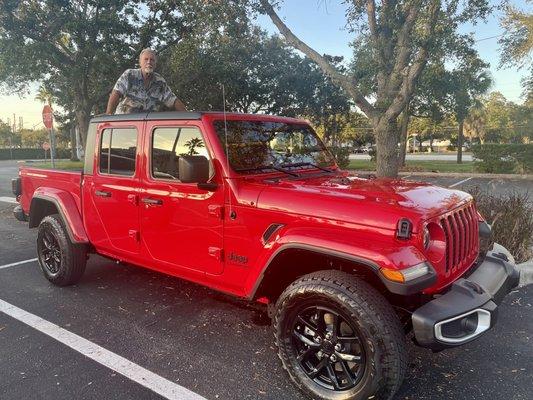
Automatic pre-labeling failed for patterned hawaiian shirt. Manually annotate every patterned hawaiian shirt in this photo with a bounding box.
[113,69,177,114]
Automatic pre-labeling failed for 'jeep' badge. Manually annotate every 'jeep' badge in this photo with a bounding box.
[228,252,248,265]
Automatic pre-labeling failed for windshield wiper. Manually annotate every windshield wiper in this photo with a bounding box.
[280,162,335,173]
[235,164,300,177]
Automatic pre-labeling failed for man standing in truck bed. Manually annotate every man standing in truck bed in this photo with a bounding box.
[106,48,187,114]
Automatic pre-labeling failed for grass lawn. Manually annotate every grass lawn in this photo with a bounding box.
[347,159,476,173]
[28,160,84,170]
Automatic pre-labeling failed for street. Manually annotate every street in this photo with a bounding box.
[350,153,474,161]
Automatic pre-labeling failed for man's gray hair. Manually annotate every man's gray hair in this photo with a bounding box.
[139,48,157,60]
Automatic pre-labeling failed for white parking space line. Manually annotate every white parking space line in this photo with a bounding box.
[0,258,38,270]
[448,177,473,188]
[0,299,206,400]
[0,196,17,204]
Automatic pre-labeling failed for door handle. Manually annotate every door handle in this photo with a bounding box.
[95,190,112,198]
[141,197,163,206]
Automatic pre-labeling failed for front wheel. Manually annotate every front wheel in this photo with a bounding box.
[274,270,407,400]
[37,214,87,286]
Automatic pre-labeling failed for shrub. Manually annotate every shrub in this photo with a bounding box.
[466,186,533,263]
[329,146,350,168]
[471,144,533,174]
[368,147,377,162]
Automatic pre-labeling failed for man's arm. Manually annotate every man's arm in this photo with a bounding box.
[173,98,187,111]
[106,90,122,114]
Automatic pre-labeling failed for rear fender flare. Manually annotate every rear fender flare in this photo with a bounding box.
[29,189,88,244]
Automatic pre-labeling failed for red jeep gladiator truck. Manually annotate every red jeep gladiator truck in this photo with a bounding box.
[12,111,519,400]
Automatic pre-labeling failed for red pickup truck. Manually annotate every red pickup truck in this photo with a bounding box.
[12,111,519,400]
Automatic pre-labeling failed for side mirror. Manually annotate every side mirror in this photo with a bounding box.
[179,156,216,190]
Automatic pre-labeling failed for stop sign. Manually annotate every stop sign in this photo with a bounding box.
[42,142,50,151]
[42,105,53,129]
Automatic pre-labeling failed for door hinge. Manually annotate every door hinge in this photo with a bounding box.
[129,230,140,242]
[127,194,139,206]
[208,205,224,220]
[208,247,224,261]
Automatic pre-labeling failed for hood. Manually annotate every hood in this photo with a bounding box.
[254,174,472,232]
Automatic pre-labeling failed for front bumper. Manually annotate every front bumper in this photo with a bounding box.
[412,249,520,350]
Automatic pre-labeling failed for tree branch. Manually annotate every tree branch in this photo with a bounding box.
[259,0,374,117]
[387,2,420,91]
[384,0,440,121]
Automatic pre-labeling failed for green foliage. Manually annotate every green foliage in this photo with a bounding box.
[328,146,350,169]
[471,144,533,173]
[465,92,532,144]
[0,120,12,147]
[19,129,49,148]
[499,4,533,69]
[0,147,70,160]
[164,27,310,114]
[368,147,377,162]
[0,1,255,140]
[258,0,493,176]
[467,187,533,263]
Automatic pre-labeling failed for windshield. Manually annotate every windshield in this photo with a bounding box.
[213,120,335,173]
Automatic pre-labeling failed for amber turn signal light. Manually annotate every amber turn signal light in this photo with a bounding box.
[380,268,405,283]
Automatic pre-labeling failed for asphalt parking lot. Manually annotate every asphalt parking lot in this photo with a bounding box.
[0,160,532,399]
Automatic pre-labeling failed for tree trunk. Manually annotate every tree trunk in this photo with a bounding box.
[457,119,464,164]
[70,126,79,161]
[429,123,435,153]
[75,108,90,148]
[374,118,399,177]
[398,104,410,168]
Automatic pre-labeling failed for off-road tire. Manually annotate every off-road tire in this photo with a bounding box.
[274,270,407,400]
[37,214,87,286]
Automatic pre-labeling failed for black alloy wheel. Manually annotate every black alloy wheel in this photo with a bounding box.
[38,228,62,275]
[275,271,408,400]
[37,214,87,286]
[291,305,366,391]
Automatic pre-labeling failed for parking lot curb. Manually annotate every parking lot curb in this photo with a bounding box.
[349,171,533,180]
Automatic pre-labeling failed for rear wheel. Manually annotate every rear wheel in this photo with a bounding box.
[37,214,87,286]
[274,270,407,400]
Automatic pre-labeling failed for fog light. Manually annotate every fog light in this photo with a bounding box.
[435,309,491,344]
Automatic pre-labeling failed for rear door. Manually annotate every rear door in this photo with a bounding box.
[83,122,141,255]
[139,121,224,275]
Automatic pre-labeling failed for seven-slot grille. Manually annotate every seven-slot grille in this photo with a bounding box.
[440,203,479,273]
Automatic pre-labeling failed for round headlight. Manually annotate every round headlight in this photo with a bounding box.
[425,222,446,262]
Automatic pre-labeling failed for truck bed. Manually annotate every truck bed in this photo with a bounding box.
[19,167,83,216]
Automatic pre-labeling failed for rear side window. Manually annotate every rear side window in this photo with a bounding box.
[151,127,209,180]
[99,128,137,176]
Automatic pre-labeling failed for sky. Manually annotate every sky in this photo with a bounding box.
[1,0,530,128]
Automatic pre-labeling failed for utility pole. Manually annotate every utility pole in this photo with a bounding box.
[10,113,15,160]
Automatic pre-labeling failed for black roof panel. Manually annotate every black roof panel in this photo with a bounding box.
[90,111,203,124]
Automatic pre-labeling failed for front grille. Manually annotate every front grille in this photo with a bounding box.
[440,203,479,273]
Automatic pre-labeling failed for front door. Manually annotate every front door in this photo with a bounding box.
[139,122,224,275]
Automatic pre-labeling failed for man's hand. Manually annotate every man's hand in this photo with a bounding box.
[106,90,121,114]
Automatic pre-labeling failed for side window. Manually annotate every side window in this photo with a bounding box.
[151,127,210,180]
[99,128,137,176]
